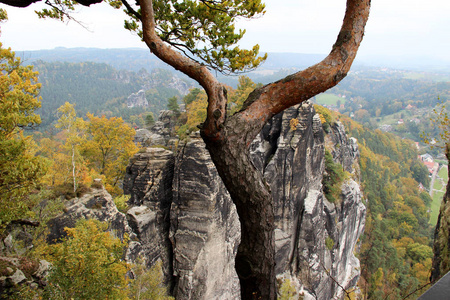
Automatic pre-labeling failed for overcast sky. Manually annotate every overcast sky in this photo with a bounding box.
[0,0,449,61]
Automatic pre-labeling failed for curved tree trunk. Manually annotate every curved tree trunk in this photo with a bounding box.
[139,0,371,298]
[203,118,276,299]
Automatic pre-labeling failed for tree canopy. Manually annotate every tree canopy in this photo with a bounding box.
[21,0,268,75]
[0,44,47,230]
[42,219,130,300]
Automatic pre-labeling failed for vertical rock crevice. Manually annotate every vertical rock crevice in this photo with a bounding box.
[119,101,365,299]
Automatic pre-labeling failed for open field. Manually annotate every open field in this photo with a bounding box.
[438,165,448,181]
[430,165,448,225]
[315,93,346,106]
[430,190,444,226]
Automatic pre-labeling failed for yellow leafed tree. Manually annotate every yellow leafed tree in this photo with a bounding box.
[81,113,139,195]
[42,219,130,300]
[0,44,46,230]
[54,102,88,193]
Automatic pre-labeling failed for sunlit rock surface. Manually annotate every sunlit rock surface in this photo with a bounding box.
[51,101,365,299]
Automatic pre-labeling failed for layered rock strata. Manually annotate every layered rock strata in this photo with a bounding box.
[122,101,366,299]
[47,101,365,299]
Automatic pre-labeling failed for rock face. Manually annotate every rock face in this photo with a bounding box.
[47,186,131,243]
[250,103,365,299]
[122,101,366,299]
[133,110,178,148]
[122,147,175,281]
[127,89,148,108]
[140,69,193,96]
[170,135,241,299]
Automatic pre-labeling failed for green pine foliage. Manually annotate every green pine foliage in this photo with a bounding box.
[167,96,180,113]
[323,149,348,203]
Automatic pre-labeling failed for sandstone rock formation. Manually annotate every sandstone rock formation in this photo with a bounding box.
[47,186,132,243]
[133,110,178,148]
[43,101,365,299]
[123,147,175,282]
[169,135,241,299]
[127,89,148,108]
[123,101,366,299]
[250,103,365,299]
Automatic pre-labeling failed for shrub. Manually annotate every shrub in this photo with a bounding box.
[326,236,335,251]
[42,219,129,300]
[322,150,348,203]
[114,195,130,213]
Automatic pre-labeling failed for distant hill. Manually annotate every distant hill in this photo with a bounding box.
[32,60,193,129]
[17,48,450,88]
[18,48,325,72]
[20,48,169,72]
[19,47,450,70]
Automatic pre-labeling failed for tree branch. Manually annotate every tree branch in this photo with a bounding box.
[236,0,371,140]
[140,0,227,140]
[121,0,141,20]
[320,261,353,299]
[140,0,218,92]
[0,0,40,7]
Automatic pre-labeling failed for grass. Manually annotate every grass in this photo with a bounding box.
[315,93,346,106]
[403,72,426,80]
[438,165,448,182]
[433,179,443,191]
[430,190,444,226]
[429,165,448,225]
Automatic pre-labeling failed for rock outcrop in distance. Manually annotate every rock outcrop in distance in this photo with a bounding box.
[48,101,365,299]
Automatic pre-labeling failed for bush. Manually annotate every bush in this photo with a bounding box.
[314,104,335,133]
[52,182,91,200]
[129,260,174,300]
[42,219,129,300]
[278,278,297,300]
[326,236,335,251]
[322,150,348,203]
[114,195,130,213]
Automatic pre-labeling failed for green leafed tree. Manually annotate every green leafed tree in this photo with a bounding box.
[0,1,371,297]
[145,111,155,128]
[129,259,174,300]
[167,95,179,113]
[0,44,47,230]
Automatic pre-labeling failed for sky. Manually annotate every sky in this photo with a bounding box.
[0,0,449,62]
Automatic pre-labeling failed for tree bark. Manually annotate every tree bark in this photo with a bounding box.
[204,118,277,299]
[139,0,370,298]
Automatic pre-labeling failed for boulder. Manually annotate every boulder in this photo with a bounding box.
[47,186,131,243]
